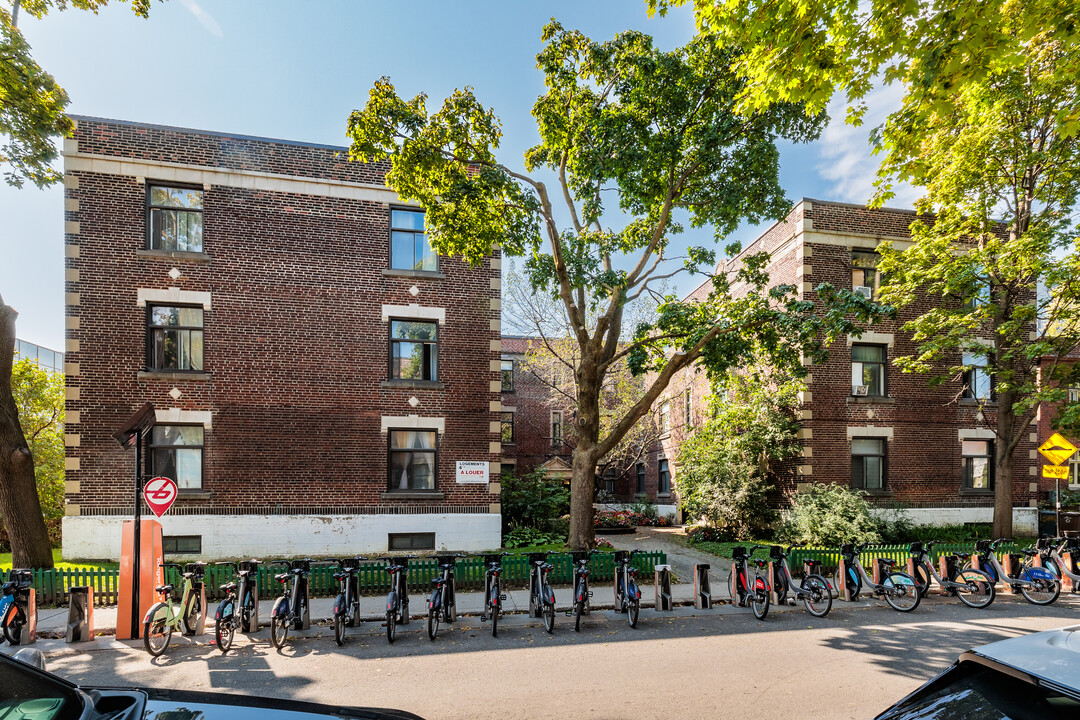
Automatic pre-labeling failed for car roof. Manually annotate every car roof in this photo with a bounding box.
[965,623,1080,691]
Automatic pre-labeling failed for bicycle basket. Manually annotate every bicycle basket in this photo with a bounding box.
[570,550,590,565]
[613,550,629,564]
[527,552,548,565]
[238,560,259,573]
[731,546,747,560]
[291,559,311,573]
[975,540,991,553]
[840,544,856,557]
[434,554,460,568]
[769,545,783,559]
[1037,537,1052,550]
[483,554,503,567]
[184,563,206,578]
[909,541,923,555]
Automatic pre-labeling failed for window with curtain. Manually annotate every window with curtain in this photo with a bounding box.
[962,440,993,490]
[150,425,204,489]
[388,429,437,491]
[851,437,886,490]
[851,344,885,396]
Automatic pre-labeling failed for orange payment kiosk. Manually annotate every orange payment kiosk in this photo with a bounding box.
[116,518,164,640]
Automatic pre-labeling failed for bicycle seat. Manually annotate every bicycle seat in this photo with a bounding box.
[954,552,972,559]
[220,582,237,593]
[274,573,290,582]
[879,559,896,567]
[155,584,173,594]
[752,559,768,568]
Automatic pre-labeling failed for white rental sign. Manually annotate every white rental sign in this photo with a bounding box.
[456,461,489,484]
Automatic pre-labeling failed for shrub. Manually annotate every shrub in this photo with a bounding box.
[782,484,881,545]
[503,526,564,549]
[594,510,671,528]
[685,524,734,544]
[500,468,570,535]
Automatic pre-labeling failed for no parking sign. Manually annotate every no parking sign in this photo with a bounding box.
[143,476,178,517]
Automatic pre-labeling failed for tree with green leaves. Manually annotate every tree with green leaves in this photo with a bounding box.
[676,366,802,539]
[11,354,64,523]
[656,0,1080,537]
[347,21,880,549]
[2,0,156,566]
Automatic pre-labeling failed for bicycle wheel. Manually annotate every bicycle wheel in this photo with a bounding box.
[427,605,439,641]
[490,586,499,638]
[182,593,203,636]
[1020,570,1061,606]
[543,600,555,633]
[334,612,347,646]
[953,569,995,609]
[2,611,23,645]
[215,618,234,653]
[142,603,172,656]
[912,561,931,598]
[241,591,256,633]
[750,583,770,620]
[882,572,921,612]
[800,575,832,618]
[386,609,397,643]
[627,598,639,628]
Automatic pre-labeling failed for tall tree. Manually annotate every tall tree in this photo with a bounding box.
[11,354,65,523]
[658,0,1080,536]
[1,0,156,566]
[347,22,879,549]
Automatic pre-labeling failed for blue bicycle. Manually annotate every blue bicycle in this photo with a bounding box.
[966,538,1060,605]
[614,550,642,628]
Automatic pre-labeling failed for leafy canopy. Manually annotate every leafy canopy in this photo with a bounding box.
[10,356,64,521]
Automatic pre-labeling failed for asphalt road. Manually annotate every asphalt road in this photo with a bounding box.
[42,594,1080,720]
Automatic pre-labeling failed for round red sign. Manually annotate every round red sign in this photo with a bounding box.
[143,476,178,517]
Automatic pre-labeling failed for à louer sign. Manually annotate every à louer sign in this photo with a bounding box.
[456,461,489,484]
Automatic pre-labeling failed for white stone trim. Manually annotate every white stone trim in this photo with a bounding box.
[156,408,213,428]
[380,415,446,433]
[138,287,212,310]
[381,304,445,323]
[847,426,894,439]
[63,152,406,205]
[966,337,995,349]
[802,229,914,251]
[959,428,996,441]
[847,331,894,348]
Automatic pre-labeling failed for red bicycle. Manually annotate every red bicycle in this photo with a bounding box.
[728,545,770,620]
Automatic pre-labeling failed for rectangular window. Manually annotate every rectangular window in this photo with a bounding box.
[660,401,671,435]
[501,359,514,392]
[148,305,204,371]
[851,250,880,299]
[851,344,885,396]
[685,390,694,428]
[851,437,886,490]
[163,535,202,554]
[962,351,992,401]
[1068,387,1080,404]
[658,459,670,494]
[603,470,616,495]
[388,430,437,491]
[150,425,204,490]
[1070,450,1080,489]
[962,440,994,490]
[149,185,203,252]
[390,320,437,381]
[636,463,646,495]
[388,533,436,551]
[390,209,437,271]
[551,411,563,445]
[500,411,514,444]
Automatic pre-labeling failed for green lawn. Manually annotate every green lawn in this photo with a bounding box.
[0,548,118,571]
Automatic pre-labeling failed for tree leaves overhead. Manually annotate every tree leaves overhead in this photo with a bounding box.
[0,0,157,188]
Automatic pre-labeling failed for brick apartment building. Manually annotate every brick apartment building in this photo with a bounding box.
[498,336,672,509]
[659,199,1042,533]
[61,117,504,560]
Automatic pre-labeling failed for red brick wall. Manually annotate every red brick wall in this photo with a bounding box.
[65,118,499,514]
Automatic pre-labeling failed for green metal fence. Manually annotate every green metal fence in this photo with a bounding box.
[14,551,667,606]
[788,542,1022,576]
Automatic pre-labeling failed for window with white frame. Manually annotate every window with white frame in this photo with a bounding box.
[851,344,885,396]
[659,401,671,435]
[962,439,994,491]
[388,429,437,491]
[851,437,886,491]
[551,411,563,445]
[962,351,993,401]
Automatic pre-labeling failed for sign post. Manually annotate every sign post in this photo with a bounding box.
[112,402,156,640]
[1039,433,1078,538]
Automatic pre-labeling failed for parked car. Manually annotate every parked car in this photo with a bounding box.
[877,624,1080,718]
[0,648,424,720]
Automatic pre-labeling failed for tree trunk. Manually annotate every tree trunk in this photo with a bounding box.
[992,390,1015,539]
[567,351,603,551]
[0,296,55,568]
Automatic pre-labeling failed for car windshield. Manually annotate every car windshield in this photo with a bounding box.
[0,654,84,720]
[879,662,1080,719]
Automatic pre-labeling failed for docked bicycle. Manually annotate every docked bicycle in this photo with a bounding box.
[568,550,600,632]
[382,554,416,643]
[1,569,33,645]
[143,562,207,656]
[480,553,509,637]
[837,543,920,612]
[527,552,557,633]
[613,550,642,628]
[965,538,1060,605]
[728,545,771,619]
[330,556,367,646]
[427,553,465,640]
[213,559,260,653]
[769,544,832,617]
[907,541,995,608]
[269,559,315,649]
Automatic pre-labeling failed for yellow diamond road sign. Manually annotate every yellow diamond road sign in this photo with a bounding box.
[1039,433,1078,466]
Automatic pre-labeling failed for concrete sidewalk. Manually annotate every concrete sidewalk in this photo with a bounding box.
[33,580,720,637]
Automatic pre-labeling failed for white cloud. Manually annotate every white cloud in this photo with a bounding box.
[816,83,921,209]
[178,0,223,38]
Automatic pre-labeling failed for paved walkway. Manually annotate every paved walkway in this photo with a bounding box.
[602,525,731,581]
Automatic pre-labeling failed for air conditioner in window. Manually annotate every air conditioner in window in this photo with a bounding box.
[854,285,873,299]
[854,385,870,396]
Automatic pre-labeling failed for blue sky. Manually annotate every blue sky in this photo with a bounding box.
[0,0,911,350]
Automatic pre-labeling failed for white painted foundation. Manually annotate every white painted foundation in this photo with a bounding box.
[62,513,502,562]
[869,507,1039,536]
